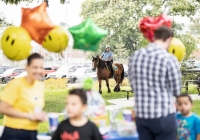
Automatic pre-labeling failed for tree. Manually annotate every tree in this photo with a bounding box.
[81,0,197,59]
[0,12,12,26]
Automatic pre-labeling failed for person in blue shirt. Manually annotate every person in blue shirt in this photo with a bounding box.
[100,45,113,76]
[176,94,200,140]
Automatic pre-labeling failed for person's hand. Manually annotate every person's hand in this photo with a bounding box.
[29,112,46,122]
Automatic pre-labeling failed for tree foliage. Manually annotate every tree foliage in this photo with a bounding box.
[0,13,11,26]
[81,0,197,60]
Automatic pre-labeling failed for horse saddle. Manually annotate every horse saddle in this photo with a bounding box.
[106,64,118,71]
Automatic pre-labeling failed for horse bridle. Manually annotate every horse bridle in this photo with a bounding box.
[92,58,100,70]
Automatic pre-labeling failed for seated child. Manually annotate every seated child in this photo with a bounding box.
[51,88,103,140]
[176,94,200,140]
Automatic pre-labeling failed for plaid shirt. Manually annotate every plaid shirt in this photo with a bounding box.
[128,43,181,119]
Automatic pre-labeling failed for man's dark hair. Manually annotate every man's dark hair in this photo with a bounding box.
[177,94,193,103]
[154,26,173,41]
[69,88,87,105]
[27,53,43,66]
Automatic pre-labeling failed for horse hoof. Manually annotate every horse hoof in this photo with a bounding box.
[99,91,102,94]
[108,90,111,93]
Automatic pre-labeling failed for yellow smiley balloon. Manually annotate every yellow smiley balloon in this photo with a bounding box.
[168,37,186,61]
[1,26,32,61]
[42,26,69,53]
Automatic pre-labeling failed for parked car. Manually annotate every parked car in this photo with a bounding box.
[67,67,96,83]
[0,66,14,74]
[47,64,92,79]
[0,68,25,83]
[43,66,59,77]
[47,65,71,79]
[14,71,27,78]
[193,61,200,68]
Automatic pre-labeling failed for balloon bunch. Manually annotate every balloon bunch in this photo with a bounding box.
[0,2,108,61]
[139,15,186,61]
[0,2,68,61]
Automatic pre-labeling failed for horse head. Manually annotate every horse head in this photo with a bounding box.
[92,56,100,71]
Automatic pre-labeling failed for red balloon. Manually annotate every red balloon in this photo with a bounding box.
[139,15,172,42]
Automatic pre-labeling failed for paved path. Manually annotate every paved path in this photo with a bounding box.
[105,94,200,111]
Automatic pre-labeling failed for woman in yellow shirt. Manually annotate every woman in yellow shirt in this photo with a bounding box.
[0,53,46,140]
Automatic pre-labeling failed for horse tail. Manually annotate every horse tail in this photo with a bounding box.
[120,64,124,84]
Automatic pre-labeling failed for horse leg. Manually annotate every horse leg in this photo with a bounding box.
[105,79,111,93]
[99,79,102,94]
[114,76,118,92]
[115,75,121,92]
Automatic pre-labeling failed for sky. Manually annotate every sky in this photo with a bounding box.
[0,0,85,26]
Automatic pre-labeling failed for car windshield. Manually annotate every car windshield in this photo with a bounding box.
[3,69,14,74]
[0,68,4,74]
[56,66,71,72]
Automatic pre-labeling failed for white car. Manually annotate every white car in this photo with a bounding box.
[67,67,97,83]
[47,66,71,79]
[47,64,91,79]
[14,71,27,78]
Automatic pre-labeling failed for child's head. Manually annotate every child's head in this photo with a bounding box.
[176,94,193,116]
[66,88,87,118]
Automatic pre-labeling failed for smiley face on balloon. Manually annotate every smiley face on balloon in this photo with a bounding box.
[42,26,69,53]
[1,27,32,61]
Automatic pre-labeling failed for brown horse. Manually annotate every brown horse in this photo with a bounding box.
[92,56,124,94]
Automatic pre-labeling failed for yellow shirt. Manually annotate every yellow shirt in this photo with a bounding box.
[0,77,44,130]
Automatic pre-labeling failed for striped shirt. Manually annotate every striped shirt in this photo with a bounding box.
[128,43,181,119]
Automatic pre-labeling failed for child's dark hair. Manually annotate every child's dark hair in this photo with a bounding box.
[27,53,43,66]
[69,88,87,104]
[177,94,193,103]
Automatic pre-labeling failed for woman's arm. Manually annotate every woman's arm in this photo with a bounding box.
[0,101,46,121]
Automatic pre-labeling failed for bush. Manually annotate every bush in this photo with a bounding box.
[44,78,68,90]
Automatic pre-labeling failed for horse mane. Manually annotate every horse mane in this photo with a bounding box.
[97,57,106,69]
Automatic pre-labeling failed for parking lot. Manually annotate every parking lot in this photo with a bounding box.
[0,64,129,84]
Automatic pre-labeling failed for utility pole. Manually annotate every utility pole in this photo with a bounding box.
[64,0,71,64]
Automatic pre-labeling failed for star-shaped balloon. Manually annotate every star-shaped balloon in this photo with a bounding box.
[20,2,55,44]
[69,18,108,51]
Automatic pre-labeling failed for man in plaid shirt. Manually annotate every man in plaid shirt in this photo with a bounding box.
[128,26,181,140]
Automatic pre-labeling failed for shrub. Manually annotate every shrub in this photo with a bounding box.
[44,78,68,90]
